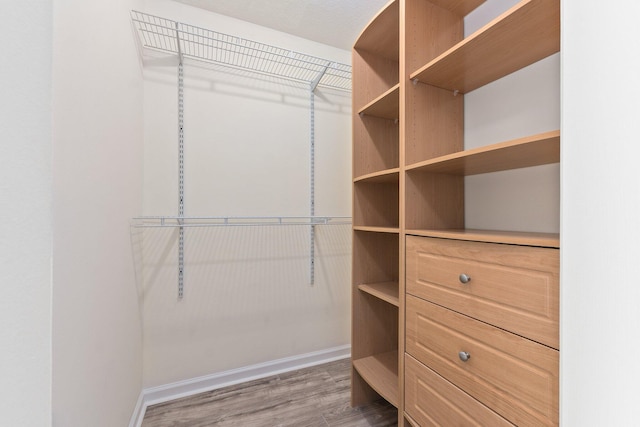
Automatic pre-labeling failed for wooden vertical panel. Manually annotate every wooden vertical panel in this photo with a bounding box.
[353,115,399,178]
[353,49,399,111]
[405,170,464,232]
[406,83,463,165]
[405,0,463,75]
[353,182,399,228]
[352,231,399,289]
[400,2,464,425]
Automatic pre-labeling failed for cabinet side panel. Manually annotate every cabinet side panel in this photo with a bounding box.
[354,182,400,228]
[406,83,464,165]
[405,0,463,74]
[352,231,399,286]
[353,116,399,178]
[353,49,399,111]
[405,171,464,230]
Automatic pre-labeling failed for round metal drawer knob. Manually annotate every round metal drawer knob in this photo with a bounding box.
[459,273,471,284]
[458,351,471,362]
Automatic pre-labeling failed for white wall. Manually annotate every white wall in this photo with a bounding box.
[561,0,640,424]
[0,2,53,426]
[52,0,144,425]
[137,1,352,388]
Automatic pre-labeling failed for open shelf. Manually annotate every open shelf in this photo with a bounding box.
[354,0,399,60]
[359,282,399,307]
[406,130,559,175]
[358,84,399,120]
[353,180,399,229]
[410,0,560,93]
[354,168,399,184]
[354,226,400,234]
[405,228,560,248]
[353,351,399,407]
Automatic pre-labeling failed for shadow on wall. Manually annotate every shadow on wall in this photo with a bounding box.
[131,223,352,385]
[143,56,352,115]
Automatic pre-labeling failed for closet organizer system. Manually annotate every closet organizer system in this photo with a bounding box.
[352,0,560,426]
[130,11,352,298]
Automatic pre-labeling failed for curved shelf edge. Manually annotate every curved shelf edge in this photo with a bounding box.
[352,351,399,407]
[353,0,399,60]
[354,168,400,184]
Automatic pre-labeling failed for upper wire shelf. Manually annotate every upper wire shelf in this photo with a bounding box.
[130,10,352,92]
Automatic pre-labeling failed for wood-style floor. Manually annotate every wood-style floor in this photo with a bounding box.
[142,358,397,427]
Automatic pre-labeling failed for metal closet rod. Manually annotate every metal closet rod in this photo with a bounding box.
[131,216,352,228]
[130,10,352,92]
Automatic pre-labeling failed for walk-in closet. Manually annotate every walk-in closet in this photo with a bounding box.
[5,0,640,426]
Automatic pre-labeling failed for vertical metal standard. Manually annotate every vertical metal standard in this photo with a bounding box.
[308,63,329,285]
[177,23,185,299]
[309,87,316,285]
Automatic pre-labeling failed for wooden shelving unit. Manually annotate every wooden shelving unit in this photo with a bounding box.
[351,0,401,415]
[352,0,560,425]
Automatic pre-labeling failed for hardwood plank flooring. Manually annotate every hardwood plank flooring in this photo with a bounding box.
[142,358,397,426]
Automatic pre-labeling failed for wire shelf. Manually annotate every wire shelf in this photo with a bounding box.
[131,10,352,92]
[132,216,352,228]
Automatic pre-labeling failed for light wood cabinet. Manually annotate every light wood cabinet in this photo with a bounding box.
[352,0,560,425]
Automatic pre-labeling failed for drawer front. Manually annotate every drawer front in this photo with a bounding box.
[405,354,513,427]
[406,295,558,426]
[406,236,559,349]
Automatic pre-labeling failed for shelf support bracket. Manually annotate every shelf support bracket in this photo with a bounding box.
[310,62,331,93]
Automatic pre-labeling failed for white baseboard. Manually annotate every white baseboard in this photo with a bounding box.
[129,391,146,427]
[129,344,351,427]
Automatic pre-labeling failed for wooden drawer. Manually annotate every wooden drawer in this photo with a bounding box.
[405,354,513,426]
[406,295,558,426]
[406,236,559,349]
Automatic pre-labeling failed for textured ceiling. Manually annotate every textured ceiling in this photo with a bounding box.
[173,0,391,50]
